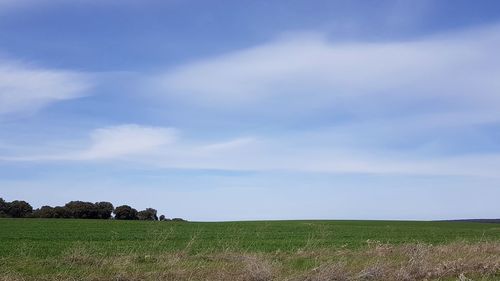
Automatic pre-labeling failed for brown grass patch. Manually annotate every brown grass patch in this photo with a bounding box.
[1,241,498,281]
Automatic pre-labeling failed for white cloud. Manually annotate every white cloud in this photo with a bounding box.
[2,123,500,178]
[75,124,177,160]
[146,135,500,178]
[0,124,177,161]
[0,60,91,115]
[158,24,500,115]
[124,23,500,179]
[2,25,500,178]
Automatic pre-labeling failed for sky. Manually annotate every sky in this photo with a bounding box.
[1,0,500,221]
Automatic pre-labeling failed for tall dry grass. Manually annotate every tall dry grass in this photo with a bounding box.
[0,241,498,281]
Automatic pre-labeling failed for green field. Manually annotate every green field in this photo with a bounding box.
[1,219,499,280]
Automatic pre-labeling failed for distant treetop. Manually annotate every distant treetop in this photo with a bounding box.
[0,197,185,222]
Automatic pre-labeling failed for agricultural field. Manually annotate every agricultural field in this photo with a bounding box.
[0,219,499,280]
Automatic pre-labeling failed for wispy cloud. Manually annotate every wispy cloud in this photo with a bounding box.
[116,23,500,179]
[158,24,500,117]
[2,24,500,178]
[0,59,91,116]
[3,123,500,178]
[75,124,177,160]
[0,124,176,161]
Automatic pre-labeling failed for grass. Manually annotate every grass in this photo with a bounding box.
[0,219,499,280]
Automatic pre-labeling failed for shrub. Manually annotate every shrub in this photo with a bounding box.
[32,206,56,218]
[114,205,138,220]
[64,201,99,219]
[95,202,114,219]
[53,206,71,218]
[0,198,7,217]
[6,200,33,218]
[0,198,172,221]
[138,208,158,221]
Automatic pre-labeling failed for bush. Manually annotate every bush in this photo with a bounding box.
[95,202,114,219]
[0,198,173,221]
[138,208,158,221]
[0,198,7,217]
[114,205,138,220]
[64,201,99,219]
[6,200,33,218]
[33,206,56,218]
[53,206,71,218]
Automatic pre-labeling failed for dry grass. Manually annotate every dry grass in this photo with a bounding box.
[242,254,274,281]
[0,241,498,281]
[301,263,351,281]
[294,241,500,281]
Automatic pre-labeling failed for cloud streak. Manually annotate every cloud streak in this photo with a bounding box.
[2,24,500,179]
[0,124,176,161]
[75,124,177,160]
[158,24,500,118]
[0,60,91,116]
[2,124,500,179]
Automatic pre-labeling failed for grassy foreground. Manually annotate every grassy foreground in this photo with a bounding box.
[0,219,499,280]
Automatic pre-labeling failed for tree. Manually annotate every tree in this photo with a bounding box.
[7,200,33,218]
[0,198,8,217]
[172,218,187,222]
[53,206,71,218]
[32,206,56,218]
[114,205,138,220]
[64,201,99,219]
[95,202,114,219]
[137,208,158,221]
[0,198,171,221]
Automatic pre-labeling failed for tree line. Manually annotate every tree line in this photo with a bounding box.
[0,197,185,221]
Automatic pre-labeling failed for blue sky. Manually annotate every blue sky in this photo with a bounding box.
[1,0,500,221]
